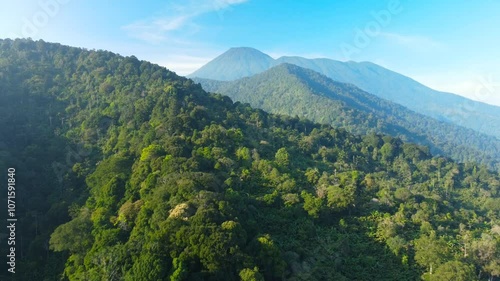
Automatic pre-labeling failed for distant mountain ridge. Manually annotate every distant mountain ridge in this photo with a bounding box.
[193,63,500,169]
[188,47,500,139]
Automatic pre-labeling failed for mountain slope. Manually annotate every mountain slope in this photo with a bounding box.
[1,39,500,281]
[188,47,274,81]
[189,48,500,139]
[194,63,500,169]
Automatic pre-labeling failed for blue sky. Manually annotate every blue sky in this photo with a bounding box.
[1,0,499,106]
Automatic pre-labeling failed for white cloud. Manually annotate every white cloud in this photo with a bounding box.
[122,0,248,43]
[158,55,214,75]
[380,32,445,52]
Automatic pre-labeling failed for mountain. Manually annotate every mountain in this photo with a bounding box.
[189,48,500,139]
[188,47,274,81]
[193,63,500,170]
[1,39,500,281]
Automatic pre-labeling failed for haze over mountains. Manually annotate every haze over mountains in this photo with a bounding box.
[193,63,500,169]
[189,47,500,139]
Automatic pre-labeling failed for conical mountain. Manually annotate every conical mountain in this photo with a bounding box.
[187,47,274,80]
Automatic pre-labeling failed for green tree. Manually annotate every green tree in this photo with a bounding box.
[239,267,264,281]
[414,231,452,275]
[275,147,290,167]
[429,261,477,281]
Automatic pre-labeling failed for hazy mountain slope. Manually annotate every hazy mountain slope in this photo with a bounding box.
[278,58,500,134]
[189,48,500,139]
[194,63,500,169]
[188,47,274,80]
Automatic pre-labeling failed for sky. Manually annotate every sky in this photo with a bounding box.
[1,0,500,106]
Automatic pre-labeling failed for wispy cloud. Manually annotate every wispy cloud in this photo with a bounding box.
[122,0,248,43]
[267,51,331,60]
[160,55,214,75]
[412,72,500,106]
[380,32,445,52]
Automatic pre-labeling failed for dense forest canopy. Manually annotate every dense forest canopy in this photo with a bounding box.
[0,39,499,280]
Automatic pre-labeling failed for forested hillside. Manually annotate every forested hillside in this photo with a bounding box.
[189,47,500,139]
[194,64,500,171]
[1,39,499,281]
